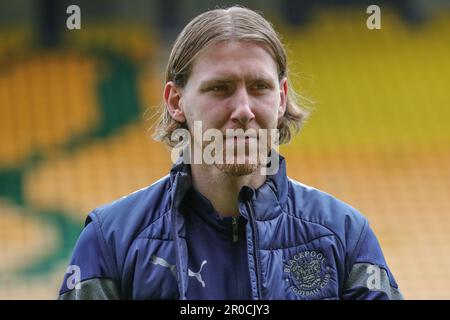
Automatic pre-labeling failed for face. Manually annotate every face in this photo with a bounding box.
[165,40,287,176]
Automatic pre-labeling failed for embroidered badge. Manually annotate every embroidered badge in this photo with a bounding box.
[284,250,330,297]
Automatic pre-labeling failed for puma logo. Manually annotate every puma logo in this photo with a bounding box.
[188,260,207,287]
[150,255,207,287]
[150,255,177,276]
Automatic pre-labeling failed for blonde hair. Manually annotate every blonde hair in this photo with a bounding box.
[153,6,310,147]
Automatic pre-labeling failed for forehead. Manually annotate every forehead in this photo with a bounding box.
[189,40,279,83]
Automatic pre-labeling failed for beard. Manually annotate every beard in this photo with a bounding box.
[214,162,259,176]
[212,137,269,176]
[184,121,278,176]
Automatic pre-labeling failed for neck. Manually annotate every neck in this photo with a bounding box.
[190,163,266,217]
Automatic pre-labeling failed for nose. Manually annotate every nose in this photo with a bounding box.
[229,86,255,127]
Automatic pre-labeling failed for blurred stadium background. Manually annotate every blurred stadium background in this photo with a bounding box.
[0,0,449,299]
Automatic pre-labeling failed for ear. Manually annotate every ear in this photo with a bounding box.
[164,81,186,123]
[278,77,288,117]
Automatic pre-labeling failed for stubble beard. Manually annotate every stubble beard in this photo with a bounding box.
[214,162,259,176]
[185,122,276,177]
[213,139,268,177]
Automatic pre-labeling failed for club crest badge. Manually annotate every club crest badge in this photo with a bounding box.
[284,250,330,297]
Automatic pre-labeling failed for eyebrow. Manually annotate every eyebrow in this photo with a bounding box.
[199,74,276,88]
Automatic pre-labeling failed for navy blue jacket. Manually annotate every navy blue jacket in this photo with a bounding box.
[59,156,403,300]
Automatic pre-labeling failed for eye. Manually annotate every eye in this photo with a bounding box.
[250,82,270,91]
[210,85,229,92]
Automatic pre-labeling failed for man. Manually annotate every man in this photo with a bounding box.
[59,6,403,300]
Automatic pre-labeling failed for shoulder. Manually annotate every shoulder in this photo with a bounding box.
[87,174,172,243]
[286,178,369,252]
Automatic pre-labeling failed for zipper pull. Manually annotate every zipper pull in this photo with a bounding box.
[232,217,239,243]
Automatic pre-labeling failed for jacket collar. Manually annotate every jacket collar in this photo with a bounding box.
[264,152,289,208]
[169,151,289,216]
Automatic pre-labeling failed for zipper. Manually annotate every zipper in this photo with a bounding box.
[246,201,263,299]
[232,217,239,243]
[231,216,244,299]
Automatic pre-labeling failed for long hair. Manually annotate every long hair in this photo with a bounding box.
[153,6,310,147]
